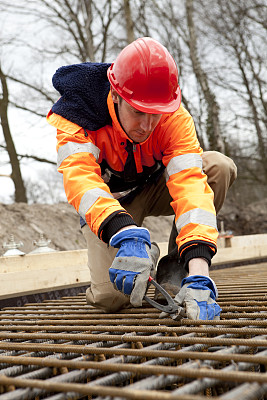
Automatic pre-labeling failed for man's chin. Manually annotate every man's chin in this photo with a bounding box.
[130,133,151,143]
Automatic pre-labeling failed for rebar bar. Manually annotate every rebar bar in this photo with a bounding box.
[0,261,266,399]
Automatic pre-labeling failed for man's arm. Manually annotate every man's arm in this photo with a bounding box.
[157,107,221,320]
[159,107,218,270]
[188,258,209,276]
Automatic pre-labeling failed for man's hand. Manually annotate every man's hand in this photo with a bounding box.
[174,275,222,320]
[109,227,154,307]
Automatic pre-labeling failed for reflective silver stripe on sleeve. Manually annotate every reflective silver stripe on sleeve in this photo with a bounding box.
[176,208,218,233]
[166,153,203,180]
[78,188,113,221]
[57,142,100,168]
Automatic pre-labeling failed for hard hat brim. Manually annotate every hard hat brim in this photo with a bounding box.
[121,86,182,114]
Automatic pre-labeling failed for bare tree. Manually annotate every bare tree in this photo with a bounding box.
[0,65,27,202]
[18,0,122,63]
[123,0,135,44]
[0,60,58,203]
[186,0,225,152]
[0,0,123,203]
[198,0,267,186]
[146,0,225,151]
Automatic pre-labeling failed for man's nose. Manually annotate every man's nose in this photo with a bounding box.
[140,114,154,132]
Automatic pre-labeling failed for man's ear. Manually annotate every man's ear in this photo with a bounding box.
[111,87,119,104]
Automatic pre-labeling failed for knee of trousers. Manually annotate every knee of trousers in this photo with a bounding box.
[86,282,130,313]
[202,151,237,187]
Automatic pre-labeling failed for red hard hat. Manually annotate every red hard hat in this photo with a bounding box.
[107,37,181,114]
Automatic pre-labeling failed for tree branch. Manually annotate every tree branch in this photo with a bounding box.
[0,144,56,165]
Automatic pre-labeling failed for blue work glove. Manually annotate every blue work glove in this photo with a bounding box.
[109,227,154,307]
[174,275,222,320]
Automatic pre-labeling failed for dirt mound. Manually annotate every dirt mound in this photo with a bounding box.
[0,199,266,256]
[217,198,267,236]
[0,203,85,255]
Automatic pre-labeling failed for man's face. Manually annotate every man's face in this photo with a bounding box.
[111,89,162,143]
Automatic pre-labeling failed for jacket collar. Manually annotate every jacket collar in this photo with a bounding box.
[107,91,131,142]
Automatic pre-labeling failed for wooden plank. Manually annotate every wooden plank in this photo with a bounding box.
[213,244,267,265]
[0,250,90,300]
[158,241,267,265]
[1,234,267,300]
[0,249,88,273]
[0,265,90,300]
[217,233,267,248]
[230,233,267,247]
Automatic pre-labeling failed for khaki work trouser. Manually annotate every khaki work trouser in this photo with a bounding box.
[82,151,237,312]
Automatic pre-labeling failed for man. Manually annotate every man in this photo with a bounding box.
[47,37,237,320]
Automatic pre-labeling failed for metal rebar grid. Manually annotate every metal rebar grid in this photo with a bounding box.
[0,262,266,400]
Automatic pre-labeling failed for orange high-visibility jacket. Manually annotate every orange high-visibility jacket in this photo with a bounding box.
[47,67,218,262]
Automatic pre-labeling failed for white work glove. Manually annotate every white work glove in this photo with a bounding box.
[174,275,222,320]
[109,227,154,307]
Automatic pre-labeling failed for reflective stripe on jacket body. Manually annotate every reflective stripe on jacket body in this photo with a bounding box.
[47,91,218,256]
